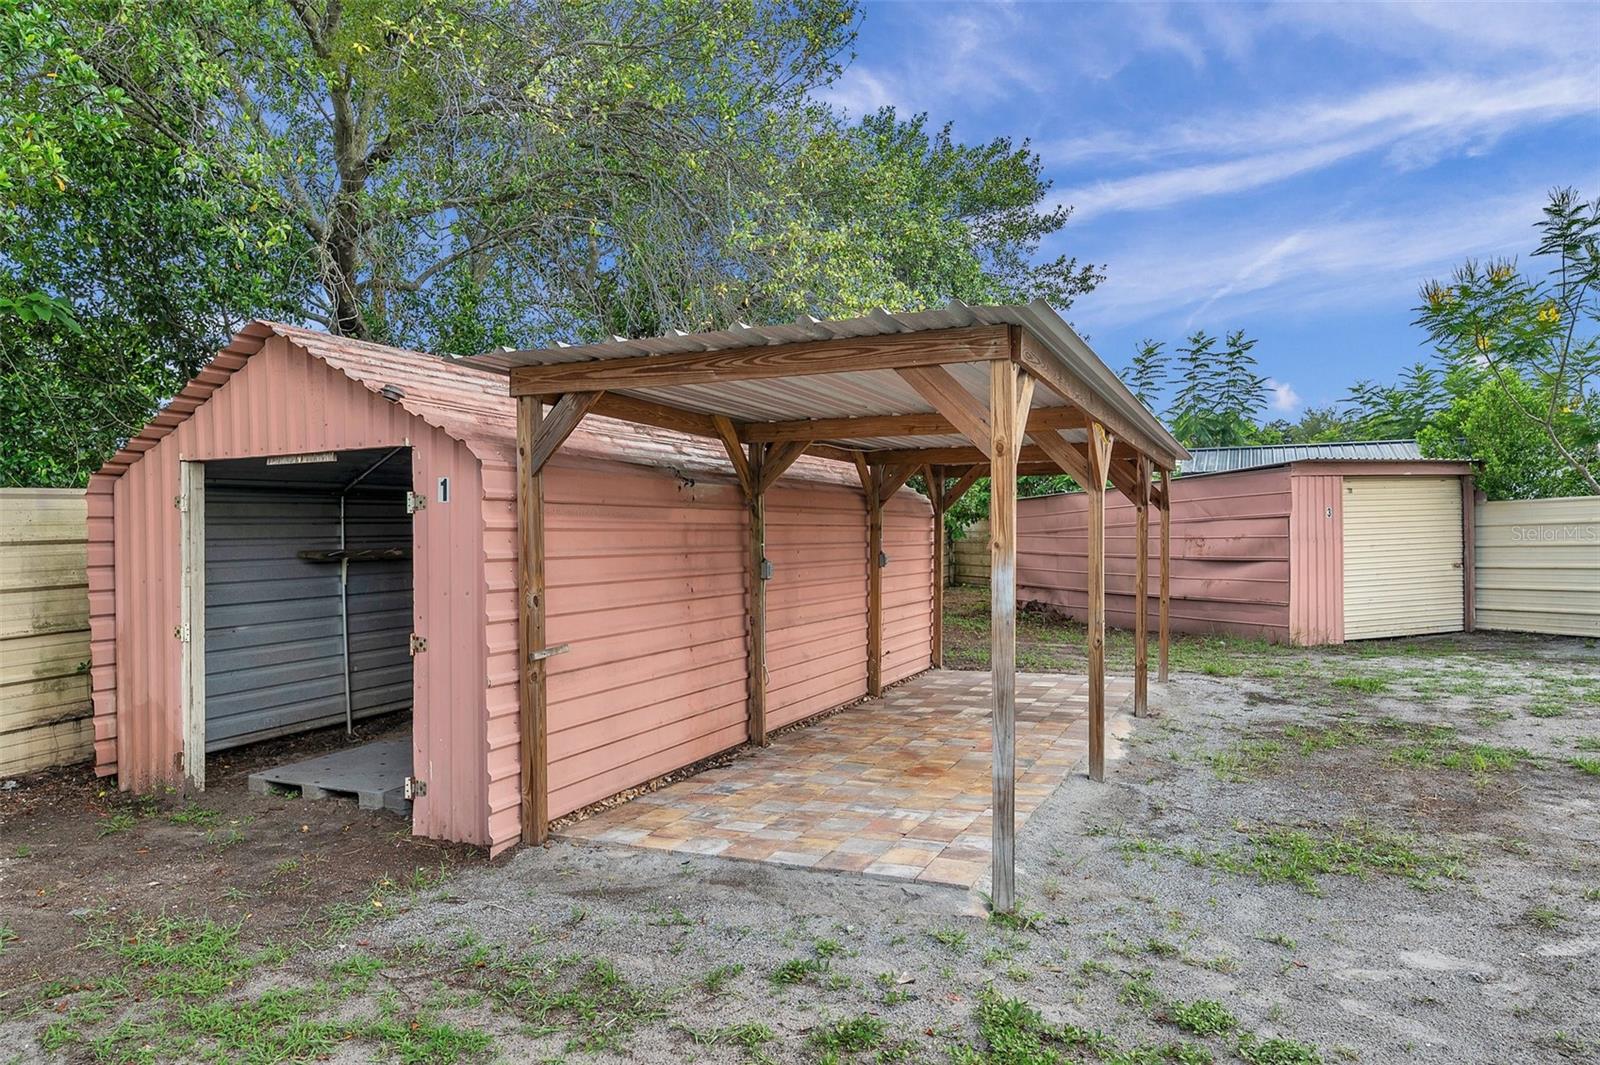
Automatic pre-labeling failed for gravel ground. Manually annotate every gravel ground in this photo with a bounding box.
[3,630,1597,1064]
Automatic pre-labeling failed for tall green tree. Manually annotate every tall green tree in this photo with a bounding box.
[1120,338,1168,408]
[5,1,1103,487]
[1166,329,1266,447]
[1414,187,1599,494]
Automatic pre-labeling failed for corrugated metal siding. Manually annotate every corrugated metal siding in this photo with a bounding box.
[765,483,869,731]
[1342,477,1464,639]
[1181,441,1423,475]
[1288,473,1344,645]
[881,492,935,684]
[1017,467,1293,641]
[1,489,94,774]
[539,457,749,821]
[88,336,491,847]
[201,487,411,750]
[1474,496,1599,637]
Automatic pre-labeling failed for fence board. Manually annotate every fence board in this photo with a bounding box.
[1,488,93,774]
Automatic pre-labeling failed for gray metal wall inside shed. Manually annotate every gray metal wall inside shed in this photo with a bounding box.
[203,451,413,751]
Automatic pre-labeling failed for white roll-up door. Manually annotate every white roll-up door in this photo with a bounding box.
[1342,476,1464,640]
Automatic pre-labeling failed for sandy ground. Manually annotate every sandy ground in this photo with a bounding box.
[2,625,1597,1064]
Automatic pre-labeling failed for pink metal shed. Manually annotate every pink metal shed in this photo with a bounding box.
[88,322,932,853]
[1016,457,1475,646]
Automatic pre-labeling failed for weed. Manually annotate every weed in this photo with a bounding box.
[1528,701,1565,718]
[813,936,845,958]
[1260,932,1297,950]
[1573,737,1600,752]
[1332,676,1388,693]
[1168,999,1238,1036]
[1567,756,1600,777]
[930,926,969,952]
[700,962,744,995]
[650,907,694,928]
[167,803,220,826]
[0,923,15,955]
[97,812,137,837]
[1525,906,1565,930]
[988,905,1045,932]
[1205,739,1283,781]
[684,1021,776,1061]
[1118,970,1161,1011]
[771,956,825,985]
[810,1014,886,1053]
[1236,1032,1322,1064]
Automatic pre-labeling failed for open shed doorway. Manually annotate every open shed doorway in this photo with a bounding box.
[185,447,416,815]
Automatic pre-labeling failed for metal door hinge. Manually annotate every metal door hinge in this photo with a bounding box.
[174,494,188,512]
[174,624,190,642]
[409,633,427,655]
[404,776,426,799]
[406,491,428,514]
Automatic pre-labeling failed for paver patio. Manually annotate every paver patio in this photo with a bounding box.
[559,670,1135,889]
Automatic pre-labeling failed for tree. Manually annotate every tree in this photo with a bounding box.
[1342,362,1450,440]
[1415,187,1600,494]
[1419,375,1597,499]
[1121,338,1168,408]
[1256,405,1358,445]
[1166,329,1266,447]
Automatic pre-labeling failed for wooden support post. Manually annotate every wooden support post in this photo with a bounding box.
[746,443,769,745]
[866,469,884,697]
[516,396,549,845]
[1133,456,1150,717]
[1085,422,1112,784]
[989,359,1024,914]
[929,465,945,668]
[1158,468,1172,684]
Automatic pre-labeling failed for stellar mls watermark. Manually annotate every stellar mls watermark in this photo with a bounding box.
[1510,524,1598,543]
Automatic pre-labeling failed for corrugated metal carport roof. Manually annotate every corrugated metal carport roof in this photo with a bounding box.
[465,299,1189,465]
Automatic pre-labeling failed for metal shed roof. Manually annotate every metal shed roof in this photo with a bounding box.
[1179,441,1426,475]
[465,299,1189,465]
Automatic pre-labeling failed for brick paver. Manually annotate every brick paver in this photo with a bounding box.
[559,670,1135,890]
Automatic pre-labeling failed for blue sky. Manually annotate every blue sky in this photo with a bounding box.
[817,1,1600,418]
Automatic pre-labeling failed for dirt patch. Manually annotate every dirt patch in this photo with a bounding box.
[0,716,485,999]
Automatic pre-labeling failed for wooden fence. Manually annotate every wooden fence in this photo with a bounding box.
[951,520,990,587]
[1474,496,1599,637]
[1,488,94,775]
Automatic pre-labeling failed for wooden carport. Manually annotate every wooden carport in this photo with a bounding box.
[468,301,1189,911]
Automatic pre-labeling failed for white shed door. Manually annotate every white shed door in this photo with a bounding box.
[1342,476,1463,640]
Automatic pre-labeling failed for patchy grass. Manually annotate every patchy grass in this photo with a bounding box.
[1567,756,1600,777]
[700,962,744,995]
[1169,998,1239,1037]
[954,987,1242,1065]
[1236,1032,1322,1064]
[810,1014,887,1054]
[1122,823,1465,896]
[1331,676,1389,694]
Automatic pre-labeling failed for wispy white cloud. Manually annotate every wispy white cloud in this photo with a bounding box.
[1076,187,1544,328]
[1051,69,1598,218]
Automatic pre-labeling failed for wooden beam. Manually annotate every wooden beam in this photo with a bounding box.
[1134,455,1150,718]
[714,415,754,497]
[1158,468,1171,684]
[1015,328,1182,471]
[989,358,1023,915]
[526,392,605,477]
[1029,427,1092,485]
[866,468,884,697]
[866,443,1057,466]
[508,324,1010,396]
[1086,421,1112,784]
[852,450,872,494]
[929,465,945,668]
[582,391,722,439]
[876,462,918,502]
[756,440,811,494]
[897,365,991,448]
[516,395,550,845]
[746,443,768,745]
[741,406,1086,444]
[945,464,987,506]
